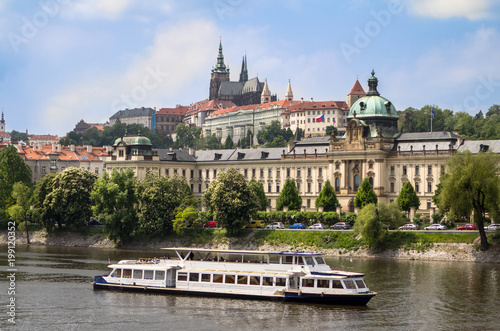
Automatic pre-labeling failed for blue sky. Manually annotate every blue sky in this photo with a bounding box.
[0,0,499,136]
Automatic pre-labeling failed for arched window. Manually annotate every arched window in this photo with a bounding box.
[354,174,360,191]
[369,177,373,187]
[335,177,340,193]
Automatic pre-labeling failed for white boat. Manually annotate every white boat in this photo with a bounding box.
[93,247,376,306]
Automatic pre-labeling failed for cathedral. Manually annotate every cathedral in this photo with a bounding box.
[209,40,277,106]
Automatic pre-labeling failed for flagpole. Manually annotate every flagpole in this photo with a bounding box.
[430,107,433,133]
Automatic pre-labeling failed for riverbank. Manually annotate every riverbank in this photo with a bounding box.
[3,229,500,263]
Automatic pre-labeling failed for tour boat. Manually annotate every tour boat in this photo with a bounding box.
[93,248,376,306]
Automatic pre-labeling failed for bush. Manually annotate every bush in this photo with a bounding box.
[432,212,443,224]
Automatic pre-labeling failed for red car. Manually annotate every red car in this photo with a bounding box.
[203,221,217,228]
[457,223,477,230]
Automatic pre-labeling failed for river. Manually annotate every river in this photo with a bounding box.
[1,245,499,331]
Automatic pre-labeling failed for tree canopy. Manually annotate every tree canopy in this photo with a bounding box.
[397,181,420,216]
[437,151,500,251]
[248,178,268,211]
[354,178,378,209]
[174,123,201,149]
[276,178,302,211]
[353,203,386,250]
[202,168,258,235]
[315,180,338,211]
[257,121,294,147]
[0,145,32,211]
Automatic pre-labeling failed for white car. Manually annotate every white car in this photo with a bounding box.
[399,224,420,230]
[485,224,500,231]
[308,223,326,230]
[266,222,284,229]
[424,224,447,230]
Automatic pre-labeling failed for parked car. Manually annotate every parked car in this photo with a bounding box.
[308,223,326,230]
[246,220,265,228]
[266,222,284,229]
[399,223,420,230]
[457,223,477,230]
[203,221,217,228]
[424,224,447,230]
[289,223,306,229]
[485,224,500,231]
[88,219,103,226]
[330,222,351,230]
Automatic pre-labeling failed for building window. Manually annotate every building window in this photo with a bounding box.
[307,199,311,208]
[287,168,290,178]
[95,168,99,174]
[41,166,46,174]
[276,168,280,177]
[252,169,256,178]
[415,182,419,193]
[354,175,360,191]
[441,165,445,175]
[199,170,202,178]
[318,168,322,177]
[244,169,248,178]
[276,183,280,193]
[182,169,186,177]
[307,168,312,177]
[428,165,432,175]
[190,184,193,192]
[335,177,340,192]
[297,183,301,192]
[190,170,194,178]
[119,150,124,157]
[428,182,432,193]
[166,169,169,176]
[403,166,407,176]
[369,177,373,187]
[427,199,432,209]
[174,169,177,174]
[198,184,201,192]
[369,162,373,169]
[213,169,217,178]
[297,168,301,177]
[390,182,395,193]
[260,169,264,177]
[206,169,209,178]
[390,166,395,176]
[206,184,209,190]
[268,169,272,177]
[318,182,322,192]
[415,165,420,176]
[335,163,340,170]
[50,160,57,169]
[307,182,311,193]
[268,183,272,193]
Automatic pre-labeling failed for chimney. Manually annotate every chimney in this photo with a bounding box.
[311,98,313,102]
[57,144,61,153]
[301,98,304,103]
[52,144,56,153]
[87,145,92,153]
[70,144,75,152]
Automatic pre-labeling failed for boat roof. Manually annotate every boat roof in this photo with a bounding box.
[160,247,324,256]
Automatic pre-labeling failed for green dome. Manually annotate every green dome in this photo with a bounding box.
[114,135,152,146]
[348,95,398,119]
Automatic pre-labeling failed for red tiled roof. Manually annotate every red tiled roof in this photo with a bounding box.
[29,135,59,140]
[210,99,294,116]
[348,79,366,96]
[185,99,237,116]
[157,106,189,115]
[288,100,348,113]
[0,132,10,137]
[18,144,106,162]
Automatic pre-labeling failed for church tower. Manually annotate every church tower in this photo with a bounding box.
[209,39,230,100]
[239,55,248,83]
[261,80,271,103]
[347,78,366,108]
[0,112,5,133]
[285,80,293,101]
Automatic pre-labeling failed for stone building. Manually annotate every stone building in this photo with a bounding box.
[156,106,189,134]
[109,107,156,132]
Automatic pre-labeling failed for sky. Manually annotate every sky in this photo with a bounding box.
[0,0,499,137]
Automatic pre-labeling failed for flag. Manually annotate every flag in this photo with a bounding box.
[431,107,435,118]
[315,114,325,122]
[108,257,110,265]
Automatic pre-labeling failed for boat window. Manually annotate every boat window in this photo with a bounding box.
[269,255,279,264]
[315,257,326,265]
[302,278,315,288]
[276,277,286,287]
[189,273,199,282]
[224,275,235,284]
[177,272,188,281]
[111,269,121,278]
[213,274,223,283]
[154,270,164,280]
[201,274,211,282]
[305,257,314,265]
[237,275,248,285]
[284,256,293,264]
[317,279,329,288]
[343,280,356,289]
[144,270,154,280]
[332,280,343,289]
[122,269,132,278]
[249,276,260,285]
[355,280,366,288]
[263,277,273,286]
[297,257,304,265]
[133,270,143,279]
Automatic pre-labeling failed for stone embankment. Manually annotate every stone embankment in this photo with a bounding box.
[2,230,499,263]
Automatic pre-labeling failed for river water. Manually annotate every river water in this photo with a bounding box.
[1,244,499,331]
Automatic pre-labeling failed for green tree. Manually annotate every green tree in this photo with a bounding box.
[257,121,292,146]
[136,172,189,235]
[396,181,420,217]
[173,206,199,235]
[315,180,338,211]
[9,130,29,143]
[248,178,268,211]
[353,203,386,250]
[0,145,32,211]
[174,123,201,149]
[7,182,33,238]
[276,178,302,211]
[202,168,258,235]
[354,178,378,209]
[91,169,138,242]
[31,173,58,231]
[325,126,338,137]
[223,135,234,149]
[378,201,405,230]
[44,168,97,231]
[438,151,500,251]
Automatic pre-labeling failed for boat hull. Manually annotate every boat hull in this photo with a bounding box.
[93,276,376,306]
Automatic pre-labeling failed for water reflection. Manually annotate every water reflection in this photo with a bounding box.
[0,245,499,330]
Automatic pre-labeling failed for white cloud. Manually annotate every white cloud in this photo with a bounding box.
[61,0,133,20]
[39,19,217,134]
[409,0,493,20]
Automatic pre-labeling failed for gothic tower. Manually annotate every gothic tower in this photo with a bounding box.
[209,39,230,100]
[0,112,5,133]
[261,80,271,103]
[347,78,366,108]
[239,55,248,83]
[285,80,293,101]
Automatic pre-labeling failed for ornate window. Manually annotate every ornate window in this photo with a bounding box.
[335,177,340,193]
[354,174,360,191]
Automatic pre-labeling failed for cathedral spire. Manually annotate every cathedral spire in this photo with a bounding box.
[239,54,248,82]
[261,80,271,103]
[285,79,293,101]
[212,38,229,74]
